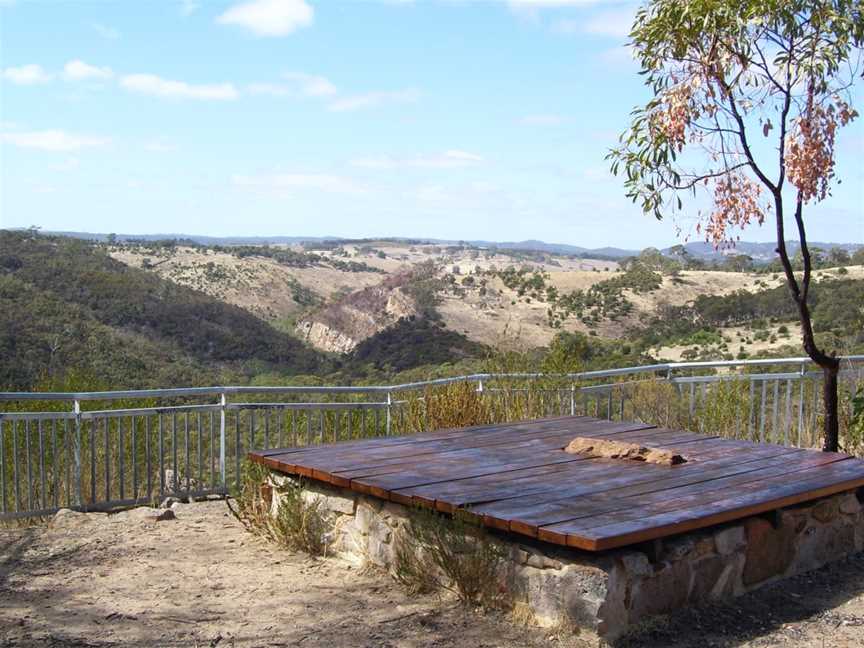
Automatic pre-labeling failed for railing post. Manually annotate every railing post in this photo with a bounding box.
[385,391,392,436]
[73,399,83,508]
[570,385,576,416]
[477,378,484,394]
[219,392,227,490]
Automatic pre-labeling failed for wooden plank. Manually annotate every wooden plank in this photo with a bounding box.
[253,416,598,477]
[340,424,673,490]
[543,456,864,549]
[291,422,659,488]
[467,447,806,530]
[504,450,842,540]
[333,424,665,481]
[406,436,791,513]
[252,415,578,459]
[308,418,656,474]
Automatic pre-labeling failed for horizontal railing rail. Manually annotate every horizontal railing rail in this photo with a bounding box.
[1,355,863,521]
[3,355,862,402]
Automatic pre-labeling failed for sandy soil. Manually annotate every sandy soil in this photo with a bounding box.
[2,500,864,648]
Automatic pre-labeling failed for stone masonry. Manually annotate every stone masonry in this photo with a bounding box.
[268,472,864,642]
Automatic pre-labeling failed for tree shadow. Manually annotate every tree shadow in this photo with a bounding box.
[0,528,38,590]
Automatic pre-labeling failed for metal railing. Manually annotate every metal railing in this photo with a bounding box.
[1,355,862,520]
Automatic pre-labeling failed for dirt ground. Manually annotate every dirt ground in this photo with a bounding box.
[2,500,864,648]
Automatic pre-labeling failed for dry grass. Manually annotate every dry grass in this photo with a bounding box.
[228,462,328,556]
[393,507,507,608]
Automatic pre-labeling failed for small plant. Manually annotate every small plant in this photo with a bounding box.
[229,461,328,556]
[847,388,864,454]
[393,507,507,608]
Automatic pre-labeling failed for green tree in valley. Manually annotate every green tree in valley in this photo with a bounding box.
[609,0,862,451]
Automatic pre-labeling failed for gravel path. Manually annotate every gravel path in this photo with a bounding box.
[1,500,863,647]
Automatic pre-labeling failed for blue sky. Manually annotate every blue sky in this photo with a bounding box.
[1,0,861,249]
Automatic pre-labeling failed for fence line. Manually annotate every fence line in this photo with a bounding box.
[1,355,862,520]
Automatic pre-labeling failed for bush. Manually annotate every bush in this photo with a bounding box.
[394,507,506,607]
[229,462,328,556]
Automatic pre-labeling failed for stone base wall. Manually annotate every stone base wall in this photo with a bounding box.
[268,473,864,642]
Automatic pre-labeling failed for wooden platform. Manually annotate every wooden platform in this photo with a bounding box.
[249,416,864,551]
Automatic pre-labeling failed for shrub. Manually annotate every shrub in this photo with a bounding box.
[229,462,328,556]
[393,507,506,607]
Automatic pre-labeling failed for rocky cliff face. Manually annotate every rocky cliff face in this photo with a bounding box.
[296,285,418,353]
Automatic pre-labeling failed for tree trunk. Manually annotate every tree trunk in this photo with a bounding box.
[821,361,840,452]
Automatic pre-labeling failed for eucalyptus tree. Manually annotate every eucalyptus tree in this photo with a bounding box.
[609,0,863,451]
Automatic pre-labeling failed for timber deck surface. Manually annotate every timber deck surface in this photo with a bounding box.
[248,416,864,551]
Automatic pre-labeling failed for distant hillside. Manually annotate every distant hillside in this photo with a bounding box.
[664,241,863,262]
[14,229,860,266]
[38,230,338,246]
[0,231,328,390]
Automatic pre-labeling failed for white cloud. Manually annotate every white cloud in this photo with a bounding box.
[328,88,420,112]
[352,150,484,170]
[92,23,120,40]
[283,72,337,97]
[248,72,337,98]
[232,173,368,195]
[1,130,110,152]
[520,114,565,125]
[2,64,51,85]
[217,0,313,37]
[63,59,113,81]
[120,74,239,100]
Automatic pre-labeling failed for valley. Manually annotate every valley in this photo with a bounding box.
[109,237,864,359]
[2,230,862,392]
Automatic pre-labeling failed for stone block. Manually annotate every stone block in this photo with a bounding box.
[742,517,796,586]
[838,492,861,516]
[521,566,565,624]
[712,553,745,599]
[562,565,611,631]
[688,554,728,601]
[811,498,840,524]
[355,502,379,535]
[857,518,864,552]
[792,521,856,573]
[304,490,355,516]
[618,551,653,578]
[519,544,564,570]
[628,559,691,621]
[714,525,746,556]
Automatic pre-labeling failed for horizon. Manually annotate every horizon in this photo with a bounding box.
[8,227,864,253]
[1,0,862,249]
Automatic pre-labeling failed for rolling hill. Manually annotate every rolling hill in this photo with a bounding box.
[0,231,328,390]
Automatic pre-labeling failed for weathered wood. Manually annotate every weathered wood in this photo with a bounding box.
[248,415,864,552]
